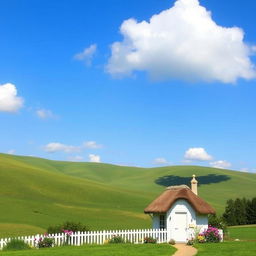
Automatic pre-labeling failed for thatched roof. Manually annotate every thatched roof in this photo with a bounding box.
[144,185,215,215]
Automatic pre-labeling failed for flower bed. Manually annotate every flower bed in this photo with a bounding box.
[197,226,221,243]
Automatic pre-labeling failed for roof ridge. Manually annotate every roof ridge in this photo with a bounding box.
[166,185,190,190]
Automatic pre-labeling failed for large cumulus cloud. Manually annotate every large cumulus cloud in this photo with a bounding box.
[106,0,256,83]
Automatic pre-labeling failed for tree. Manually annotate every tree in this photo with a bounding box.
[247,197,256,224]
[223,199,236,225]
[233,198,247,225]
[222,197,256,226]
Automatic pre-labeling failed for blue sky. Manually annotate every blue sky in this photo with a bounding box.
[1,0,256,171]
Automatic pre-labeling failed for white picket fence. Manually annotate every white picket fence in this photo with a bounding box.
[0,229,167,250]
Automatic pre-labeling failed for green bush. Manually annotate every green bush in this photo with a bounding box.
[209,214,227,234]
[37,237,54,248]
[108,235,126,244]
[47,221,89,234]
[2,239,31,251]
[187,238,194,245]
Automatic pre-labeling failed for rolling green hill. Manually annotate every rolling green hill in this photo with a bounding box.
[0,153,255,237]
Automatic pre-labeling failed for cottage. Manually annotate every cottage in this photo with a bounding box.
[144,175,215,242]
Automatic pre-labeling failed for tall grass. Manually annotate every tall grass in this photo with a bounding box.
[2,239,31,251]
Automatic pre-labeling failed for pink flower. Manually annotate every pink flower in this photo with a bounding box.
[62,229,73,236]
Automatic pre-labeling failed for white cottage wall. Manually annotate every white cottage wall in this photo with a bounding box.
[166,199,196,242]
[196,215,208,232]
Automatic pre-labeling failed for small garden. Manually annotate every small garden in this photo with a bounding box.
[186,225,222,246]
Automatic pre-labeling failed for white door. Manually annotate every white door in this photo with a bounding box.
[172,212,187,242]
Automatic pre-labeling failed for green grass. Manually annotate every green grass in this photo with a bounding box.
[0,224,45,239]
[0,153,256,237]
[228,225,256,240]
[0,244,176,256]
[195,241,256,256]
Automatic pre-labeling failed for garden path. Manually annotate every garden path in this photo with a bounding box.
[172,243,197,256]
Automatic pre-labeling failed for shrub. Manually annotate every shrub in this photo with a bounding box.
[186,238,194,245]
[108,235,126,244]
[2,239,31,251]
[47,221,89,234]
[144,236,157,244]
[200,226,221,243]
[36,237,54,248]
[209,214,227,234]
[168,239,175,245]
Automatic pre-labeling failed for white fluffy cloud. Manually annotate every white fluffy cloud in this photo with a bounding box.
[44,141,102,153]
[210,160,231,169]
[0,83,24,112]
[106,0,256,83]
[154,157,169,165]
[88,154,101,163]
[184,147,212,161]
[83,141,102,149]
[74,44,97,66]
[36,109,56,119]
[44,142,80,153]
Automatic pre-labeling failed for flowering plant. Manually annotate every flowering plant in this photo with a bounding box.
[197,234,206,243]
[34,234,54,248]
[200,226,221,243]
[144,236,157,244]
[63,230,73,236]
[62,229,73,245]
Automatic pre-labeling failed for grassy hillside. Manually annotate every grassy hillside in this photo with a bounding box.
[0,153,255,237]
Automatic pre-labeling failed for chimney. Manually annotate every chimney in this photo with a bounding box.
[191,174,198,195]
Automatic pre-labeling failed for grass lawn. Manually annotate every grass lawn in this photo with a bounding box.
[0,244,176,256]
[195,241,256,256]
[228,225,256,240]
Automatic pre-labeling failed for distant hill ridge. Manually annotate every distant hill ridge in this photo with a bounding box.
[0,153,255,237]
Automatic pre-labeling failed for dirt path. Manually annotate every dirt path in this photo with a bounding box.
[172,243,197,256]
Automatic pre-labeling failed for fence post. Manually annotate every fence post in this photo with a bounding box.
[0,238,3,250]
[103,230,106,244]
[218,229,223,242]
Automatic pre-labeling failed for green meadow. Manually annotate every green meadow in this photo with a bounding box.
[228,225,256,240]
[195,241,256,256]
[0,153,256,237]
[0,244,176,256]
